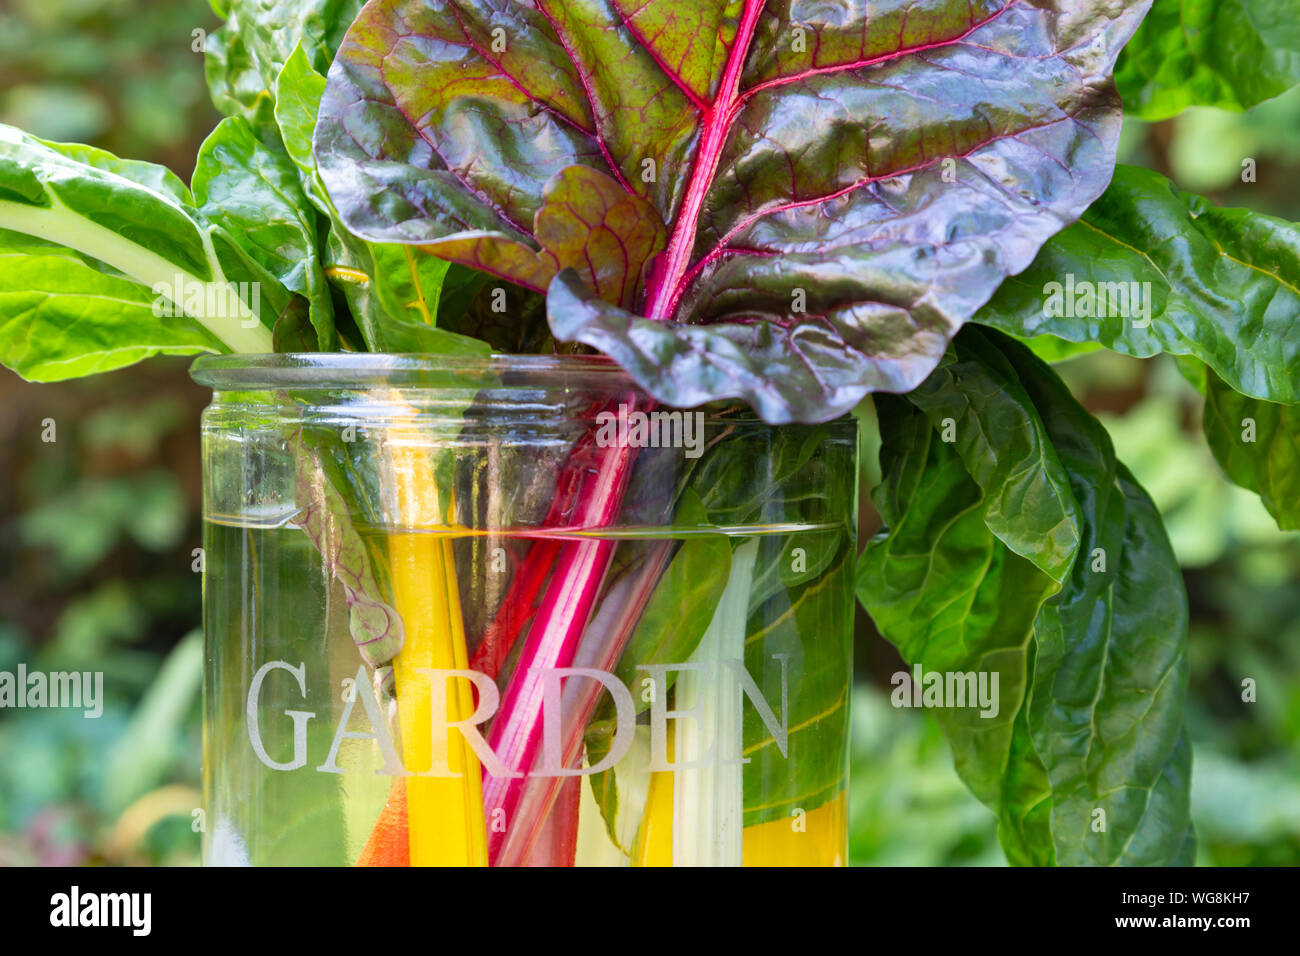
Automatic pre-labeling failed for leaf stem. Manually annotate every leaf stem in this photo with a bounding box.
[0,197,273,353]
[643,0,765,321]
[492,537,675,866]
[670,537,757,866]
[386,409,488,866]
[482,394,643,864]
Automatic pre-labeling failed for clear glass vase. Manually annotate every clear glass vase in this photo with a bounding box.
[192,353,857,867]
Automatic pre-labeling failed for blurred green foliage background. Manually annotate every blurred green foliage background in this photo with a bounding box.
[1,0,1297,866]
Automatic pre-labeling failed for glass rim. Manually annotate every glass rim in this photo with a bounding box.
[189,351,638,390]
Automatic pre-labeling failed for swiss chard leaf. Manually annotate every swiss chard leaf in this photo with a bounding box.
[289,430,407,671]
[689,416,855,528]
[583,492,732,844]
[206,0,365,128]
[742,533,854,827]
[1203,369,1300,531]
[194,116,336,350]
[903,331,1081,582]
[607,491,732,705]
[434,273,559,354]
[0,124,280,379]
[0,230,226,380]
[1115,0,1300,120]
[858,396,1055,831]
[273,43,491,355]
[975,165,1300,404]
[1002,335,1194,865]
[997,700,1055,866]
[584,411,856,840]
[859,327,1194,865]
[315,0,1150,424]
[205,5,496,355]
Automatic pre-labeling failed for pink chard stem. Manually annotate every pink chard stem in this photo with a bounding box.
[493,535,675,866]
[482,394,643,865]
[644,0,765,321]
[483,1,767,865]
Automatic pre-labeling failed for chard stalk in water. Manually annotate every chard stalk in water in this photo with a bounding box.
[493,538,674,866]
[481,397,644,865]
[384,402,487,866]
[670,537,759,866]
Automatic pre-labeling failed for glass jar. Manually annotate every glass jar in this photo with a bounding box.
[191,353,857,867]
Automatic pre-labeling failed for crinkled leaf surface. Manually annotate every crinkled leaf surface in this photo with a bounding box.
[743,537,854,826]
[858,394,1056,857]
[882,328,1081,580]
[206,0,364,127]
[0,230,226,380]
[859,327,1193,865]
[1002,334,1193,866]
[315,0,1150,423]
[1115,0,1300,120]
[976,165,1300,404]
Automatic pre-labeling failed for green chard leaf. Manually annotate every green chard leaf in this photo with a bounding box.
[609,491,732,706]
[585,413,856,841]
[271,297,320,351]
[209,13,486,352]
[742,533,855,827]
[273,41,491,355]
[1018,335,1105,365]
[1203,369,1300,530]
[711,413,858,826]
[315,0,1151,424]
[701,414,858,824]
[997,698,1056,866]
[0,229,226,380]
[1115,0,1300,120]
[583,491,732,845]
[1004,335,1194,866]
[690,419,856,529]
[271,44,333,195]
[0,124,279,380]
[206,0,364,129]
[859,327,1194,865]
[194,116,336,350]
[975,165,1300,404]
[858,395,1056,837]
[903,332,1082,581]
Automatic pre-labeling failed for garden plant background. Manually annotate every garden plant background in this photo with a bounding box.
[0,0,1298,866]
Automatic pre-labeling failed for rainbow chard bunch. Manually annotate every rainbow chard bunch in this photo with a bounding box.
[2,0,1298,866]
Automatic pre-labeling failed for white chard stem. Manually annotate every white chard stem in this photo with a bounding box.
[672,537,759,867]
[0,197,273,353]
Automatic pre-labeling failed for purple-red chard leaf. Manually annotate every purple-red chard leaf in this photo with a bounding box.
[315,0,1151,423]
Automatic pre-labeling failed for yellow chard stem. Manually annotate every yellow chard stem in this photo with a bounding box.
[632,739,674,867]
[386,407,487,866]
[740,792,847,866]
